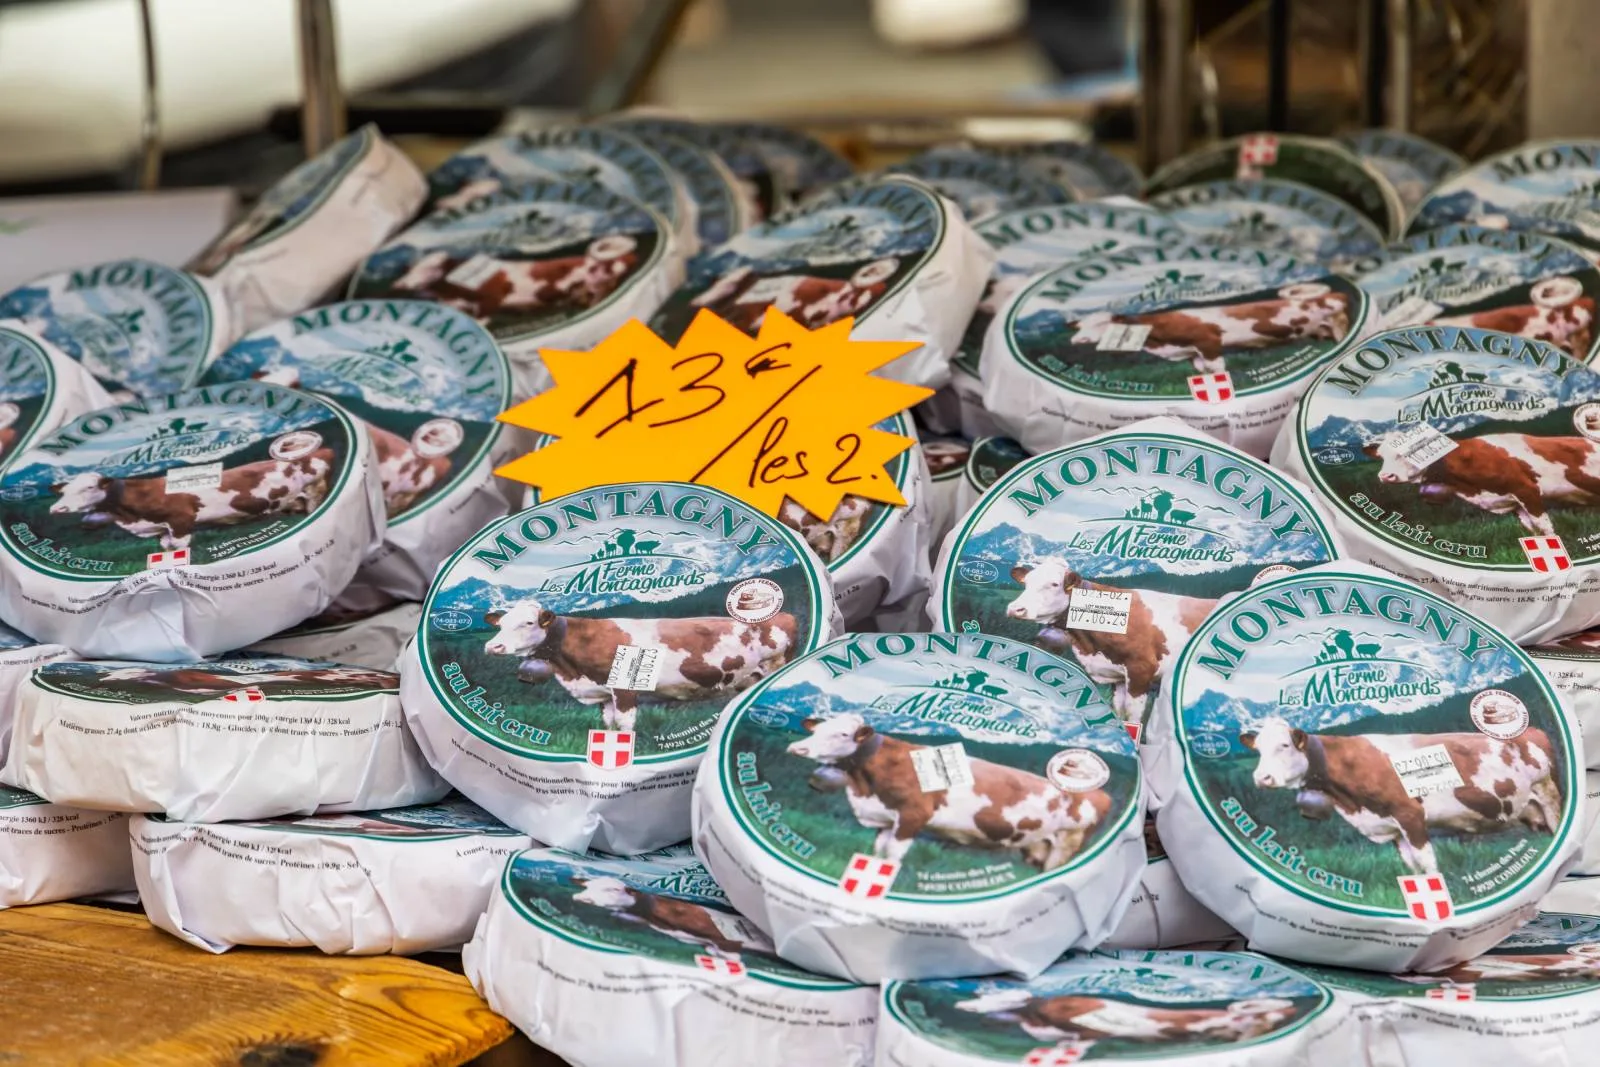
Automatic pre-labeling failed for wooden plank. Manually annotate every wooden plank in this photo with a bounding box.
[0,904,515,1067]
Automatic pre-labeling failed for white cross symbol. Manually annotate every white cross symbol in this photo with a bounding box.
[1023,1045,1090,1066]
[222,688,265,703]
[1397,873,1454,921]
[1239,134,1280,166]
[1188,372,1234,403]
[147,547,191,569]
[1425,985,1476,1001]
[838,853,899,899]
[587,730,634,769]
[1521,535,1571,573]
[694,954,746,978]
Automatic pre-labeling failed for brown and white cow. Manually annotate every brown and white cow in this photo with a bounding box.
[392,236,640,319]
[785,713,1112,869]
[572,876,773,957]
[955,988,1298,1044]
[1414,944,1600,985]
[1006,560,1218,722]
[50,449,335,550]
[1069,282,1351,374]
[1241,716,1565,874]
[97,664,398,694]
[1433,277,1595,359]
[483,599,799,732]
[1363,431,1600,536]
[690,258,898,333]
[777,496,873,563]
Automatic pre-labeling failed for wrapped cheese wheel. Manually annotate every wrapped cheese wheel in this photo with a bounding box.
[993,141,1144,200]
[9,657,445,821]
[190,125,427,333]
[349,178,680,397]
[1102,816,1235,950]
[887,148,1074,223]
[0,321,111,471]
[1301,912,1600,1065]
[201,299,514,600]
[878,949,1359,1067]
[401,482,838,855]
[244,599,422,672]
[1152,178,1389,272]
[0,259,233,399]
[1275,324,1600,643]
[693,630,1146,983]
[1411,142,1600,260]
[1337,129,1465,215]
[0,381,383,660]
[1148,560,1583,971]
[595,121,756,250]
[922,435,973,556]
[950,433,1030,526]
[465,847,876,1067]
[0,620,72,771]
[982,243,1371,458]
[605,115,776,221]
[650,175,992,389]
[931,418,1343,730]
[0,786,133,908]
[719,121,854,207]
[132,796,528,954]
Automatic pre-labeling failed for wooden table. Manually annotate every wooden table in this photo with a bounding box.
[0,903,567,1066]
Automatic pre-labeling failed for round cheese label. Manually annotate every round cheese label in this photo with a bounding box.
[961,435,1031,496]
[1145,134,1404,238]
[350,179,669,349]
[226,796,521,841]
[925,437,973,484]
[1349,225,1600,362]
[992,141,1145,200]
[651,175,947,342]
[0,381,359,578]
[0,784,46,810]
[959,203,1189,377]
[425,127,685,237]
[1337,130,1466,214]
[776,412,914,568]
[1293,325,1600,573]
[1411,142,1600,258]
[883,950,1335,1062]
[606,125,753,248]
[200,300,510,529]
[1000,243,1367,406]
[0,326,69,467]
[0,259,220,399]
[1306,911,1600,1002]
[1150,178,1388,271]
[417,483,829,765]
[31,657,396,704]
[607,116,778,220]
[937,427,1339,721]
[712,631,1138,903]
[190,126,377,275]
[500,847,857,988]
[888,149,1074,223]
[1170,568,1577,919]
[719,121,854,207]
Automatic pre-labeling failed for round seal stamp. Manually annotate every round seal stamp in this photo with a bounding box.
[412,418,464,459]
[270,430,322,461]
[1471,689,1530,740]
[727,577,784,623]
[1047,749,1110,792]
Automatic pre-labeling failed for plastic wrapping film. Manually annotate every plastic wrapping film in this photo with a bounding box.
[1146,560,1583,971]
[191,125,427,334]
[922,436,973,557]
[245,599,422,672]
[983,243,1372,458]
[464,846,876,1067]
[693,631,1146,983]
[1275,325,1600,644]
[401,483,839,855]
[0,620,72,772]
[1101,817,1235,950]
[8,657,445,820]
[0,785,133,908]
[201,299,514,600]
[132,796,527,954]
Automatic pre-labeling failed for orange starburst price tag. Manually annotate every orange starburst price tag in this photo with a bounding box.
[495,309,931,520]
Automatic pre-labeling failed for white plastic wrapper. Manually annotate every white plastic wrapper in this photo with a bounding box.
[0,785,133,908]
[0,619,72,772]
[692,631,1146,983]
[878,949,1361,1066]
[0,321,113,468]
[245,599,422,672]
[931,418,1344,729]
[401,483,839,856]
[0,259,234,399]
[0,381,383,660]
[350,178,681,398]
[465,847,877,1067]
[650,174,992,390]
[1275,325,1600,644]
[1103,817,1235,950]
[922,435,972,556]
[132,795,528,954]
[201,299,514,600]
[1147,560,1584,972]
[950,434,1031,533]
[983,243,1372,458]
[1300,912,1600,1066]
[191,125,427,334]
[1528,636,1600,769]
[8,657,446,820]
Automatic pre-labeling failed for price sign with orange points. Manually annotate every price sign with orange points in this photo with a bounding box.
[495,309,933,520]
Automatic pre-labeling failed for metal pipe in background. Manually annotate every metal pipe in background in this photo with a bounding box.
[136,0,160,189]
[1265,0,1289,130]
[1385,0,1412,130]
[1138,0,1192,171]
[1357,0,1387,128]
[297,0,346,156]
[582,0,695,118]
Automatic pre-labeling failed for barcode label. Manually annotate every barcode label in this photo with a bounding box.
[1067,588,1132,634]
[164,462,223,494]
[1391,422,1458,471]
[911,743,975,792]
[445,254,502,290]
[605,645,664,691]
[1096,324,1152,351]
[1390,744,1464,799]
